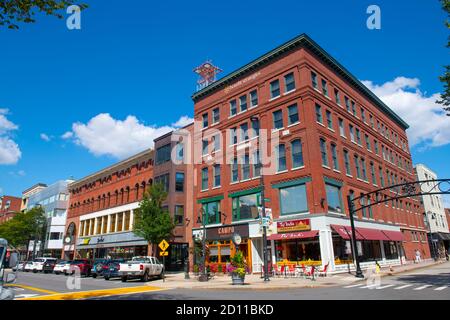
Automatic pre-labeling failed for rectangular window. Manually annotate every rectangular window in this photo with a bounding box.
[273,110,283,129]
[176,141,184,161]
[230,100,237,116]
[291,139,304,168]
[212,134,220,152]
[252,118,260,137]
[240,123,249,142]
[355,155,361,179]
[331,143,339,170]
[326,110,333,129]
[369,114,374,128]
[335,89,341,105]
[321,79,329,96]
[361,158,367,181]
[339,118,345,137]
[203,201,221,225]
[345,96,351,113]
[374,140,379,154]
[356,128,361,145]
[124,212,131,231]
[320,138,328,167]
[351,101,356,116]
[250,90,258,107]
[154,173,170,192]
[241,154,250,180]
[231,158,238,182]
[284,72,295,92]
[202,113,208,128]
[174,205,184,225]
[315,104,323,123]
[232,193,260,221]
[201,168,208,190]
[326,184,342,213]
[270,79,280,98]
[370,162,376,185]
[212,107,220,124]
[230,127,237,145]
[156,144,171,165]
[349,125,355,142]
[361,108,366,123]
[344,150,351,175]
[311,71,318,89]
[239,95,247,112]
[280,184,308,215]
[288,104,299,125]
[253,150,261,177]
[365,134,371,150]
[277,144,286,171]
[175,172,184,192]
[202,139,208,156]
[213,164,221,187]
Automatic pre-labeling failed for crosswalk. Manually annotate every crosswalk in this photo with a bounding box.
[343,283,448,291]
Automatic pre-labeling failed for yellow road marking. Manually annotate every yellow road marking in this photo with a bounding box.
[5,284,59,295]
[18,285,167,300]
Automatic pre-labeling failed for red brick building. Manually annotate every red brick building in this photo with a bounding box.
[64,149,154,260]
[0,195,21,224]
[153,123,195,271]
[191,34,429,274]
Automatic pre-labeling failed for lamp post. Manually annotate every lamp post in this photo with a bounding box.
[197,209,208,282]
[347,195,364,278]
[425,211,437,261]
[250,116,270,282]
[184,218,191,280]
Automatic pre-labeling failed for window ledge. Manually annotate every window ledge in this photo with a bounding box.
[322,165,331,170]
[287,122,300,128]
[283,89,296,95]
[328,128,335,132]
[276,170,289,175]
[269,96,280,102]
[211,121,220,127]
[228,114,237,119]
[292,166,305,171]
[201,189,209,192]
[272,127,285,133]
[240,178,252,183]
[317,122,326,128]
[333,169,341,173]
[212,186,221,190]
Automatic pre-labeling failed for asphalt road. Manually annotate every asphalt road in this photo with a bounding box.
[92,262,450,300]
[7,262,450,300]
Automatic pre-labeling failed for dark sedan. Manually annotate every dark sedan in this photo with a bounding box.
[91,259,110,278]
[103,259,125,280]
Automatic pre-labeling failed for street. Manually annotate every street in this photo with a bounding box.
[7,262,450,300]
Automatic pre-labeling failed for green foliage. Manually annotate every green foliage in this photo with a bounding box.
[0,206,46,248]
[230,250,247,277]
[0,0,88,29]
[133,183,175,249]
[437,0,450,114]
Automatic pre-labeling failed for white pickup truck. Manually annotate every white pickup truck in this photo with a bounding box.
[119,256,164,282]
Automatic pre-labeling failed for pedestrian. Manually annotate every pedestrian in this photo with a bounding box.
[415,249,421,263]
[445,249,449,261]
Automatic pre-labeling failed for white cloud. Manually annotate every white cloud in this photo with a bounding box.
[172,116,194,128]
[0,109,21,165]
[362,77,450,148]
[40,133,51,142]
[65,114,191,159]
[61,131,73,139]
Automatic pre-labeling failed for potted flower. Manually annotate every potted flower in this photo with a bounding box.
[229,251,247,285]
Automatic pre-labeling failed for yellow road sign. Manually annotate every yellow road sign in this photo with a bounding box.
[159,251,169,257]
[159,239,169,252]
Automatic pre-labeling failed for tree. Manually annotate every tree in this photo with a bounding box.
[0,206,46,250]
[0,0,87,29]
[437,0,450,115]
[133,183,175,255]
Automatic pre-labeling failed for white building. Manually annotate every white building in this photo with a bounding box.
[414,164,450,257]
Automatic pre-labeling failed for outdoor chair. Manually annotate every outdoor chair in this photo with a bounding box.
[317,262,329,277]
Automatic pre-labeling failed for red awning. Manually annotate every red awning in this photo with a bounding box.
[356,227,390,241]
[268,230,319,241]
[382,230,404,242]
[331,224,352,240]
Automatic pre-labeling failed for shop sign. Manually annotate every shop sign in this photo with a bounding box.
[97,236,105,243]
[277,219,310,233]
[206,224,249,240]
[82,238,91,245]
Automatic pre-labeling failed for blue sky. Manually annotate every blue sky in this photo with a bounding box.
[0,0,449,204]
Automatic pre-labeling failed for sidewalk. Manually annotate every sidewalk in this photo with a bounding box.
[149,260,445,290]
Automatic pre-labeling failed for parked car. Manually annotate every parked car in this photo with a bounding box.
[24,258,57,273]
[12,261,26,272]
[23,260,34,272]
[53,260,68,275]
[91,259,109,278]
[68,259,92,277]
[103,259,125,280]
[119,256,164,282]
[62,261,72,275]
[43,259,59,273]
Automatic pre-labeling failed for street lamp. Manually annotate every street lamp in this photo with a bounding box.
[425,211,438,261]
[250,116,270,282]
[184,217,191,280]
[196,208,208,282]
[347,196,364,278]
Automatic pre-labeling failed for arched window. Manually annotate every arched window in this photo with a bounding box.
[126,187,130,203]
[135,184,140,201]
[142,181,147,197]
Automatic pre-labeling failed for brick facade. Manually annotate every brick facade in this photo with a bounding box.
[0,195,21,224]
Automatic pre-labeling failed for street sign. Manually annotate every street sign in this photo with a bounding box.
[264,198,271,202]
[159,251,169,257]
[159,239,169,252]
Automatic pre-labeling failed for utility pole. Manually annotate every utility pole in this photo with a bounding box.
[347,195,364,278]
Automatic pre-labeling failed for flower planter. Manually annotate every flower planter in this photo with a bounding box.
[231,273,245,285]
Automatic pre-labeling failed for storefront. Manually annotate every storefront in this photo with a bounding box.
[193,224,251,272]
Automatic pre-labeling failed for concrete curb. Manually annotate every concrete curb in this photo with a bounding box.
[379,261,444,278]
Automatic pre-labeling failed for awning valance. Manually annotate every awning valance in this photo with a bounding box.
[331,224,401,241]
[437,232,450,241]
[382,230,404,242]
[268,230,319,241]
